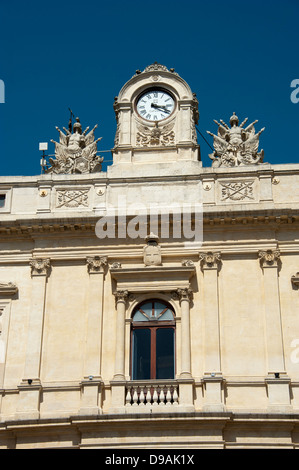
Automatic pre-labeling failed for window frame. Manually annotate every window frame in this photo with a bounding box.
[130,299,176,380]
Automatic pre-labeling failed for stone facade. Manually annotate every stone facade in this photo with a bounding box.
[0,64,299,448]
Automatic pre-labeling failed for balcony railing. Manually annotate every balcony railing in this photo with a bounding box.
[125,380,179,407]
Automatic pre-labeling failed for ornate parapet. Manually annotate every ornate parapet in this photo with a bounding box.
[207,112,265,167]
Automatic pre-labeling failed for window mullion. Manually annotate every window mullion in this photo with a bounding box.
[151,327,157,379]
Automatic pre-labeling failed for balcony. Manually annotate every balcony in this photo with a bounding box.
[126,380,179,408]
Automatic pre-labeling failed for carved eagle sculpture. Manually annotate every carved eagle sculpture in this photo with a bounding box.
[136,122,175,147]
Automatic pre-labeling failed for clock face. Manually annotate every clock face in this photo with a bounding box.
[136,89,175,121]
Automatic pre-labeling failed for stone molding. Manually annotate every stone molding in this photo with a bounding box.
[0,282,18,296]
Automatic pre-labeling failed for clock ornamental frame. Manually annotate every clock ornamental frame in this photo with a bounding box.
[135,87,176,123]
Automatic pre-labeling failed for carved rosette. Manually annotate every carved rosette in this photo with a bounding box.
[29,258,51,277]
[86,256,107,274]
[258,249,281,268]
[199,252,221,270]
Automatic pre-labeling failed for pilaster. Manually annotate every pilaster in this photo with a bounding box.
[110,290,128,412]
[258,249,292,411]
[199,252,224,411]
[79,256,107,415]
[17,258,50,419]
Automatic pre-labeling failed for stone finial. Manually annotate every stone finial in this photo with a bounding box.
[207,113,265,167]
[45,116,103,174]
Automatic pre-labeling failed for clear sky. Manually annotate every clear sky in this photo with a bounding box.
[0,0,298,176]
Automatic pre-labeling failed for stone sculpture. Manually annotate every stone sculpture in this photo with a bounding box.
[207,112,265,167]
[46,117,103,174]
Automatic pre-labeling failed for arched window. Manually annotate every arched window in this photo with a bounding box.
[131,300,175,380]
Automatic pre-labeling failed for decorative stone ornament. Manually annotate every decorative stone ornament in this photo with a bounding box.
[199,252,221,270]
[143,233,162,266]
[291,273,299,288]
[207,112,265,167]
[29,258,51,277]
[86,256,107,274]
[258,249,281,268]
[46,117,104,174]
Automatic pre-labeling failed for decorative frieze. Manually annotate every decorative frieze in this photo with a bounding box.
[56,189,89,208]
[199,252,221,270]
[29,258,51,277]
[258,249,281,268]
[86,256,107,274]
[219,180,255,202]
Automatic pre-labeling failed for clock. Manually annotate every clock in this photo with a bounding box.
[136,89,175,121]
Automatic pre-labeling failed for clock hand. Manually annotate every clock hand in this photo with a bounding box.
[151,103,170,113]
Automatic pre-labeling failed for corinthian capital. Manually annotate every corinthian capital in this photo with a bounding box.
[258,249,280,268]
[114,290,129,304]
[86,256,107,274]
[29,258,51,277]
[176,287,193,303]
[199,251,221,270]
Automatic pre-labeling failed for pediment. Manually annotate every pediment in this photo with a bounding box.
[110,265,195,293]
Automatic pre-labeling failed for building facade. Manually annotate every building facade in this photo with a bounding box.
[0,63,299,448]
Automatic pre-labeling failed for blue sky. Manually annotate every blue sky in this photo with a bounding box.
[0,0,298,176]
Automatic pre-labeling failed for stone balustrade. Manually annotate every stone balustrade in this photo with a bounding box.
[125,381,179,407]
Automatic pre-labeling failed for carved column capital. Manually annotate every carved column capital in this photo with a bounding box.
[86,256,107,274]
[176,287,193,303]
[29,258,51,277]
[199,251,221,270]
[258,249,281,268]
[113,290,129,304]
